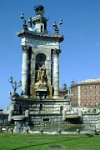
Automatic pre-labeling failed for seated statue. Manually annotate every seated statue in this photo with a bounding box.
[34,65,47,90]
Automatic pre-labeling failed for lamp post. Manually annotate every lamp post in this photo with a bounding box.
[28,17,32,28]
[20,12,27,29]
[53,19,63,34]
[9,76,22,94]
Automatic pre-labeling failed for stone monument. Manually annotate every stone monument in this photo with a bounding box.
[8,5,70,125]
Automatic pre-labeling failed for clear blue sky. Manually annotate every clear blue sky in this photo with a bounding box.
[0,0,100,108]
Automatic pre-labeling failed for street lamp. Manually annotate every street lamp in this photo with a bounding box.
[28,17,32,28]
[20,12,27,29]
[53,19,63,34]
[9,76,22,94]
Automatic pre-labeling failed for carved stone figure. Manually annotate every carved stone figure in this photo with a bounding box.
[35,65,47,90]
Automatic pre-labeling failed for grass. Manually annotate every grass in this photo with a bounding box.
[0,133,100,150]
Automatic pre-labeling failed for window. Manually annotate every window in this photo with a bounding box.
[96,103,98,106]
[81,86,84,89]
[95,85,98,89]
[81,92,84,95]
[90,86,92,89]
[86,91,88,95]
[90,103,92,106]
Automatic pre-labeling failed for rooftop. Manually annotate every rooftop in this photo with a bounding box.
[78,78,100,84]
[71,78,100,87]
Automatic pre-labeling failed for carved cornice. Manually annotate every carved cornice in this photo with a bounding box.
[17,29,64,42]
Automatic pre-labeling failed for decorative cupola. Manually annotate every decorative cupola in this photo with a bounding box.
[32,5,48,33]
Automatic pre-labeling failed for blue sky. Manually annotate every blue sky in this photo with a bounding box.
[0,0,100,108]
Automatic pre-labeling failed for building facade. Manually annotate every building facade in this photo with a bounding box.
[70,79,100,107]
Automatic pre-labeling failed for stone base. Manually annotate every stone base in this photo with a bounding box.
[10,97,70,125]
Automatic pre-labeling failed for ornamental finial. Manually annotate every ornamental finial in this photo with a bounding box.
[34,5,44,16]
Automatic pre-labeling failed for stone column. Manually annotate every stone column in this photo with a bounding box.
[53,49,61,99]
[21,46,29,96]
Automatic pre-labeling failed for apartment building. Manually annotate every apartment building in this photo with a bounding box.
[70,78,100,106]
